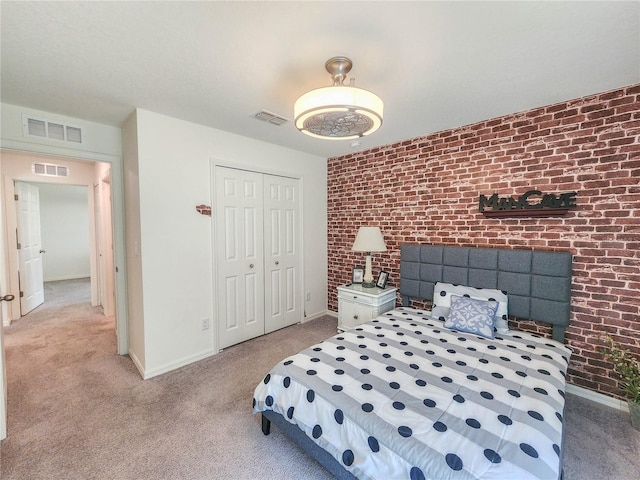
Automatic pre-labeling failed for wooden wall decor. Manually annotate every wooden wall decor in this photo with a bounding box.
[479,190,577,218]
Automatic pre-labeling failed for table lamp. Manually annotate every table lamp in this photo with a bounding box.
[352,226,387,288]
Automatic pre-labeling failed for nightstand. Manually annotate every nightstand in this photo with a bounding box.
[337,284,398,331]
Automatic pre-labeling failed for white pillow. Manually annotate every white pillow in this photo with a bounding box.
[431,282,509,334]
[444,295,498,339]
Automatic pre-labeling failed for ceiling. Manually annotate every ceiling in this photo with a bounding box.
[1,1,639,159]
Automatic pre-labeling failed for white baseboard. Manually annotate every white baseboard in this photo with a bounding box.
[302,310,329,322]
[566,383,629,412]
[44,274,90,282]
[302,310,337,322]
[128,349,145,378]
[140,348,218,380]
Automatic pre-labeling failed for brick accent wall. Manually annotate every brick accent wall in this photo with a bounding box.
[327,84,640,400]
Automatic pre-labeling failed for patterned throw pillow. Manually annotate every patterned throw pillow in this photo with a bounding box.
[431,282,510,334]
[444,295,498,339]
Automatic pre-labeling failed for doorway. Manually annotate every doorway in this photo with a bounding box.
[1,153,115,326]
[0,149,125,441]
[18,182,92,316]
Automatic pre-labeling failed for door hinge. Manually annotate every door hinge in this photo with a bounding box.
[19,291,24,298]
[14,194,18,201]
[17,243,21,250]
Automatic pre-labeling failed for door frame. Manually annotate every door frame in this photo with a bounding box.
[0,149,128,440]
[0,149,128,349]
[211,160,305,353]
[94,171,115,316]
[3,165,101,321]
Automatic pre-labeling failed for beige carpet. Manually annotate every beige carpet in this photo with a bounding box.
[1,279,639,480]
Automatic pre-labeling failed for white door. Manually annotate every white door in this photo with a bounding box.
[94,183,103,307]
[264,174,302,333]
[94,175,115,317]
[215,167,265,349]
[15,182,44,315]
[100,176,115,317]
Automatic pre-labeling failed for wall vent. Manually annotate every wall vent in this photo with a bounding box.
[253,110,288,126]
[33,162,69,177]
[22,114,84,144]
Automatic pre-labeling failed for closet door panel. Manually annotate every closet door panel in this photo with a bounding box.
[216,167,265,349]
[264,174,302,333]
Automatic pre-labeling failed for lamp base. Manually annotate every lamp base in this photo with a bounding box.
[361,281,376,288]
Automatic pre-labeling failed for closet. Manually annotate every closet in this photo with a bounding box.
[214,166,302,349]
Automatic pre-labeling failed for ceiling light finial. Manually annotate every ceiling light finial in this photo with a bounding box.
[294,57,383,140]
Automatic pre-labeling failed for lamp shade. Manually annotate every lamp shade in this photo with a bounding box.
[294,86,383,140]
[352,227,387,253]
[294,57,383,140]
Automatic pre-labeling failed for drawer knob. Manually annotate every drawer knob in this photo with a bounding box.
[353,295,358,299]
[353,315,358,320]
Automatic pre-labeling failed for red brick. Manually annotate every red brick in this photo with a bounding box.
[327,84,640,401]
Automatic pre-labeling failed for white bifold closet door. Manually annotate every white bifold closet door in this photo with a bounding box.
[263,174,301,334]
[215,166,301,349]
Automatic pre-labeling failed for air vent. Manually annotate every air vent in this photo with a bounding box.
[22,114,84,144]
[253,110,288,126]
[33,162,69,177]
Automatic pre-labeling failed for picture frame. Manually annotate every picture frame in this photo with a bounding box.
[376,271,389,289]
[352,266,365,284]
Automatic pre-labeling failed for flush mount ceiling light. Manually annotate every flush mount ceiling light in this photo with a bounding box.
[294,56,383,140]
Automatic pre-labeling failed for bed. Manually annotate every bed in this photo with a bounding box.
[253,244,573,480]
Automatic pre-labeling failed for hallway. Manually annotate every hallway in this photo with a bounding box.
[1,277,120,476]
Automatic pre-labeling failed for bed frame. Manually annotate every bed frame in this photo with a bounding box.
[400,244,572,342]
[261,244,573,479]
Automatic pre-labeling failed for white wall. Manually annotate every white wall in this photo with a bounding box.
[93,161,116,316]
[38,183,90,282]
[123,108,328,379]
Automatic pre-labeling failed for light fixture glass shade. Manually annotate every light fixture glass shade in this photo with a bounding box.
[294,57,383,140]
[352,226,387,253]
[294,86,383,140]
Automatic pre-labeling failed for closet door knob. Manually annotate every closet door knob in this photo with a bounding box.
[249,264,254,268]
[275,261,279,265]
[0,294,15,302]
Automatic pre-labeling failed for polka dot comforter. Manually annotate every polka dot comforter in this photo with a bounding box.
[253,307,571,480]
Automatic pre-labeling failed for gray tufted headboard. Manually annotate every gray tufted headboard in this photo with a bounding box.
[399,244,573,342]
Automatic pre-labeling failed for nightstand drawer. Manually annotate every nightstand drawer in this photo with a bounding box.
[337,290,377,305]
[336,284,397,331]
